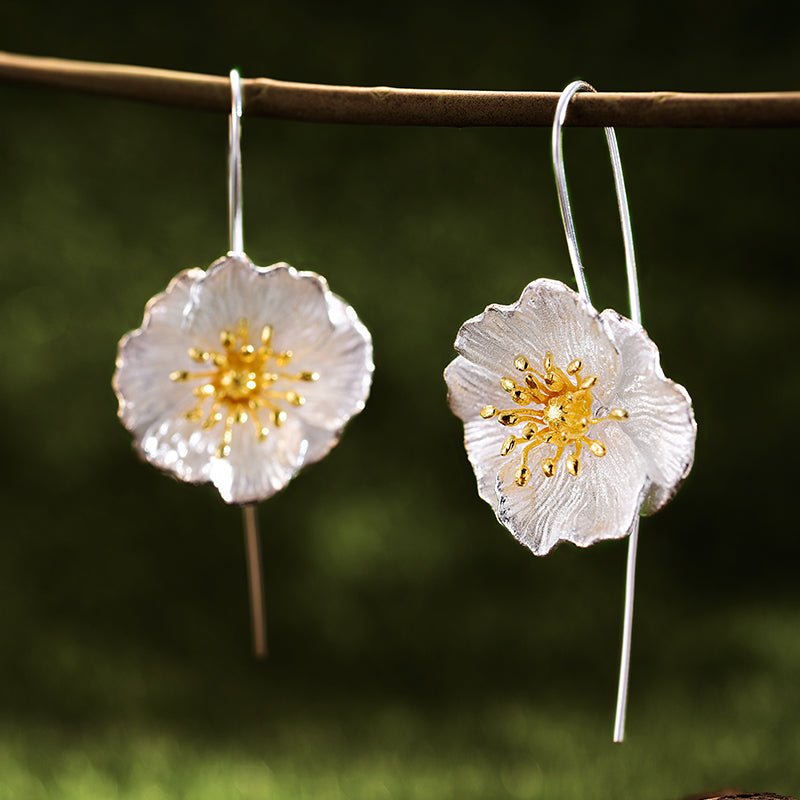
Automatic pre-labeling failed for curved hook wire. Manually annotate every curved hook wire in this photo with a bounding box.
[551,80,641,326]
[551,80,642,743]
[228,69,244,255]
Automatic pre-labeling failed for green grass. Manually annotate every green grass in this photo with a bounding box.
[0,602,798,798]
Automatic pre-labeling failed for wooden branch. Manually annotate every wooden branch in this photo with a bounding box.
[2,50,800,128]
[709,795,795,799]
[686,793,796,800]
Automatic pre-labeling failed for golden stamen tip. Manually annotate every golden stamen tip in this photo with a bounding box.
[609,408,629,420]
[567,358,582,375]
[500,377,516,393]
[544,372,562,389]
[500,436,517,456]
[589,441,607,457]
[257,427,270,441]
[300,371,320,382]
[515,466,531,487]
[216,444,231,459]
[541,459,556,478]
[220,331,235,348]
[511,389,532,405]
[498,412,519,426]
[522,423,538,440]
[479,405,497,419]
[260,325,273,344]
[273,410,287,427]
[169,370,189,381]
[188,347,208,362]
[544,352,554,371]
[566,455,580,476]
[580,375,598,389]
[513,355,529,371]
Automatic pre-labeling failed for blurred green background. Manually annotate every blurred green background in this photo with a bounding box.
[1,2,799,798]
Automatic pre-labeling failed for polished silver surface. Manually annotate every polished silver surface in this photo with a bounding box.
[115,255,374,503]
[228,68,244,256]
[444,279,695,557]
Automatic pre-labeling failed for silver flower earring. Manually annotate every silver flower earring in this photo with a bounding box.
[113,71,374,657]
[444,81,696,740]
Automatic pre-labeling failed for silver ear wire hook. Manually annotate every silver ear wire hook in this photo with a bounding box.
[228,69,267,658]
[551,80,641,326]
[551,80,641,742]
[229,69,244,256]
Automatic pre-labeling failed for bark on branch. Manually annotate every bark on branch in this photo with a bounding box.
[2,51,800,128]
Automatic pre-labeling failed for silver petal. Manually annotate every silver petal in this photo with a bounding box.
[444,355,509,511]
[114,268,205,438]
[209,416,308,505]
[600,309,697,514]
[140,414,218,485]
[454,278,619,403]
[495,423,647,555]
[292,292,374,436]
[185,256,337,355]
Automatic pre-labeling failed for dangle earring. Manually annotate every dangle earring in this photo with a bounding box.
[444,81,696,740]
[113,70,374,658]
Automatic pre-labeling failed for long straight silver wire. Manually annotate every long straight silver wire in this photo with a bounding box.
[613,515,638,740]
[229,69,267,658]
[243,504,268,658]
[228,68,244,256]
[551,80,642,742]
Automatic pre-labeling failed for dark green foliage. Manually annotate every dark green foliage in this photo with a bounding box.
[0,2,799,795]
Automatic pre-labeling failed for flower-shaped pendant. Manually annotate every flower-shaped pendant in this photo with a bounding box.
[114,254,373,504]
[445,278,696,555]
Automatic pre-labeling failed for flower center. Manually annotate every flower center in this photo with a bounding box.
[479,351,628,487]
[170,319,318,458]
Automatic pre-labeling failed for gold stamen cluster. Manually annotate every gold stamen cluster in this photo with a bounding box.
[170,319,318,458]
[480,351,628,487]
